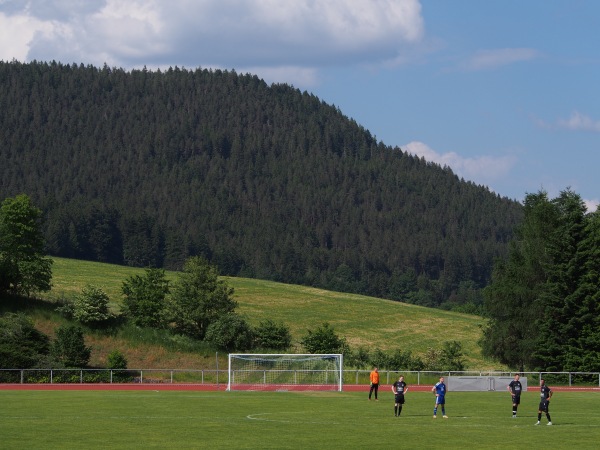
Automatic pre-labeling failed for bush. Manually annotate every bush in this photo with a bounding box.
[107,349,128,370]
[51,325,91,368]
[300,322,348,354]
[254,319,291,350]
[327,344,426,371]
[345,346,371,369]
[421,341,465,371]
[72,284,114,326]
[204,313,254,351]
[0,312,50,368]
[439,340,465,371]
[107,350,130,382]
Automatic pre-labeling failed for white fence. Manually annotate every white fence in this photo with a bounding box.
[1,369,599,387]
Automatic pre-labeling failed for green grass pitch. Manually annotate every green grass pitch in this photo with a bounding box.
[1,390,599,449]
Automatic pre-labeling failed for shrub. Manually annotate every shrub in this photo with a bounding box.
[51,325,91,368]
[72,284,113,326]
[254,319,291,350]
[0,312,50,368]
[300,322,348,354]
[345,346,371,369]
[439,340,465,371]
[107,349,128,370]
[204,313,254,351]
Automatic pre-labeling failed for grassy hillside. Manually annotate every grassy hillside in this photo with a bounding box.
[24,257,499,370]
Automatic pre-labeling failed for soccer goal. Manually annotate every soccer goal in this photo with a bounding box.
[227,353,343,391]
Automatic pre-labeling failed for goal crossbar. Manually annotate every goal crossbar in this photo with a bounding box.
[227,353,343,391]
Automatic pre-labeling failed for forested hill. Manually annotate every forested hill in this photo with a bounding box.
[0,60,522,309]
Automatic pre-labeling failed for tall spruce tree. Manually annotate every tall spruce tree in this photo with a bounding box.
[482,189,599,372]
[564,211,600,371]
[533,190,588,371]
[481,191,557,370]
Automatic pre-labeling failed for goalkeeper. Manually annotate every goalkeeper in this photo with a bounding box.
[368,367,380,400]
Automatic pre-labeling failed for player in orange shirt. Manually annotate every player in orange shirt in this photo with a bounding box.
[369,367,380,400]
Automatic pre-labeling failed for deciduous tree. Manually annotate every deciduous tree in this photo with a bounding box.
[122,268,169,328]
[168,256,237,339]
[0,194,52,296]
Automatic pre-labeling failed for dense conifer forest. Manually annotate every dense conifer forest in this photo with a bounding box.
[0,60,523,310]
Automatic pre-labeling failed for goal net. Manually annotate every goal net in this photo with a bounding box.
[227,353,343,391]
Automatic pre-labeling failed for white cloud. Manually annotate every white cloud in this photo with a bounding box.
[0,0,424,79]
[557,111,600,132]
[465,48,539,71]
[403,141,517,189]
[0,12,52,62]
[583,199,599,213]
[241,66,320,88]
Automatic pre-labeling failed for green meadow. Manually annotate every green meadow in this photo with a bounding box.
[1,389,598,449]
[19,257,496,369]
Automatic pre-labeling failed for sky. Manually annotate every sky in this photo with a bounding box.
[1,0,599,210]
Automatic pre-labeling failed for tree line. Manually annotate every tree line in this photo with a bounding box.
[1,194,464,373]
[0,60,523,311]
[481,189,600,373]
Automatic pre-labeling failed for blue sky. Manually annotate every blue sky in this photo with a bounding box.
[1,0,598,209]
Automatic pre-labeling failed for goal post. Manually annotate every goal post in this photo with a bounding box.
[227,353,343,391]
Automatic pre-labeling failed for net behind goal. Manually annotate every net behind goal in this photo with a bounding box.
[227,354,343,391]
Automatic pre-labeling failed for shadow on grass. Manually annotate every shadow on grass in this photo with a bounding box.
[0,293,60,314]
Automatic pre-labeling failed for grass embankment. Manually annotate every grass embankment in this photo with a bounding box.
[7,257,498,370]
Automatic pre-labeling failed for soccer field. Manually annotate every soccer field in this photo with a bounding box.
[1,390,599,449]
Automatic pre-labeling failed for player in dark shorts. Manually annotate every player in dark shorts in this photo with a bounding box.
[391,375,408,417]
[507,374,523,418]
[536,378,553,425]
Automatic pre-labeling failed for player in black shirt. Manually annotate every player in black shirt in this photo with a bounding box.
[391,375,408,417]
[507,374,523,418]
[535,378,553,425]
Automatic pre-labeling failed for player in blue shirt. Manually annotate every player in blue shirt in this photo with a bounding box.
[535,378,553,425]
[432,376,448,418]
[391,375,408,417]
[507,374,523,418]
